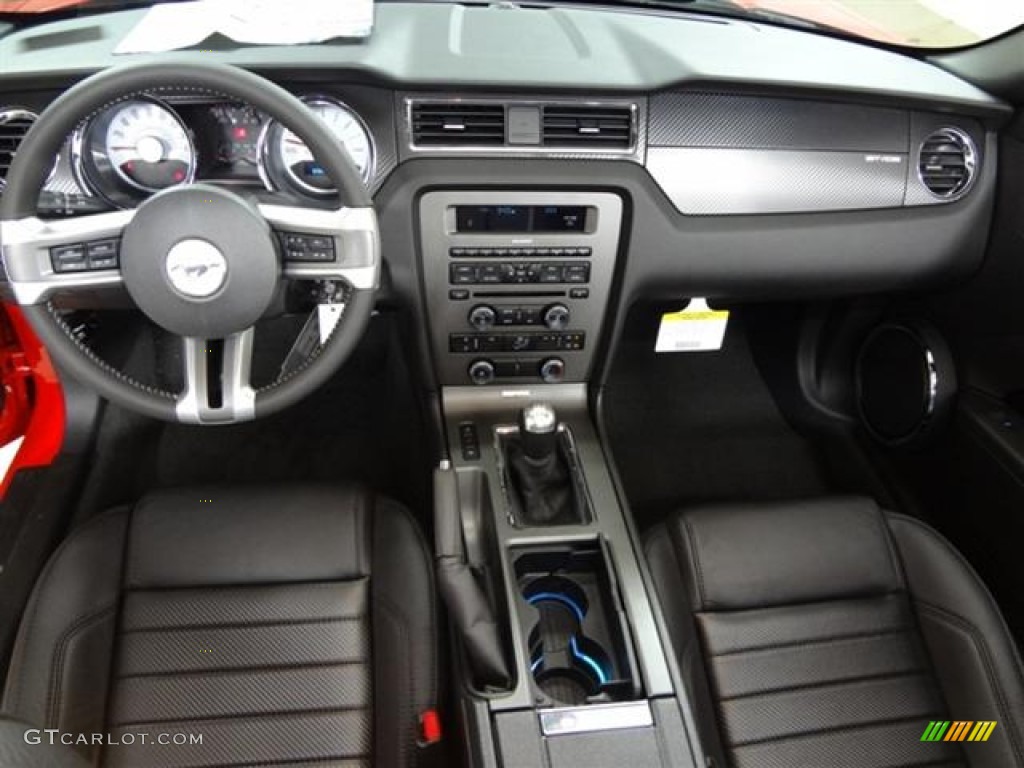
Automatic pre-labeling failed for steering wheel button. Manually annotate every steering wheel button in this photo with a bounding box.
[88,254,119,270]
[86,240,120,269]
[307,236,333,251]
[50,244,88,272]
[86,239,118,257]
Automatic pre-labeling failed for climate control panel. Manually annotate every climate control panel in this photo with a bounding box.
[466,303,571,331]
[420,191,623,386]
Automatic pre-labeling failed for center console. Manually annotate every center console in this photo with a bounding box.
[437,386,699,768]
[423,189,697,767]
[419,191,623,387]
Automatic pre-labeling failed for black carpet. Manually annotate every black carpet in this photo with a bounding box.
[602,306,833,531]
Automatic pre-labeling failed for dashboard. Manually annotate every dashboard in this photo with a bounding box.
[0,2,1014,387]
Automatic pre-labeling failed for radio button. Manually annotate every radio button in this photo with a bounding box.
[449,335,478,353]
[469,305,497,331]
[559,332,586,351]
[564,264,590,283]
[539,265,563,283]
[521,307,541,325]
[569,288,590,299]
[540,358,566,384]
[478,265,502,284]
[469,360,496,386]
[498,307,520,325]
[543,304,571,331]
[451,264,478,284]
[508,335,532,352]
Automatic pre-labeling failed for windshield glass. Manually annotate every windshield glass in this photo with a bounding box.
[1,0,1023,50]
[733,0,1023,48]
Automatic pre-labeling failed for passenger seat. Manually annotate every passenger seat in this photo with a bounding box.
[644,497,1024,768]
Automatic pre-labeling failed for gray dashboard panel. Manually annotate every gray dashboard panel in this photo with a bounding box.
[645,148,907,215]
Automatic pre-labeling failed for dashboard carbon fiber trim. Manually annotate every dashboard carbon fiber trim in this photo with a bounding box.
[648,92,907,151]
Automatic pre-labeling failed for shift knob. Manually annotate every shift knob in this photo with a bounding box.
[519,402,558,461]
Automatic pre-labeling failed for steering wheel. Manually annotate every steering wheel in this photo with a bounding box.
[0,61,379,424]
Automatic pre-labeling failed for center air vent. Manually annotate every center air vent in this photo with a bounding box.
[0,109,38,192]
[542,105,633,149]
[411,103,505,147]
[918,128,976,199]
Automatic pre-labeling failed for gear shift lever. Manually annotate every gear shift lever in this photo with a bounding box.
[519,402,558,461]
[508,403,579,525]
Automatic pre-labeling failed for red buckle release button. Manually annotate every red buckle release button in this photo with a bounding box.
[420,710,442,745]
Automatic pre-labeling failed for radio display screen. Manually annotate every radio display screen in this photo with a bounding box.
[455,205,587,233]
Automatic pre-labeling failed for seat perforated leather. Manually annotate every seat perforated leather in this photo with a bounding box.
[645,497,1024,768]
[2,486,437,768]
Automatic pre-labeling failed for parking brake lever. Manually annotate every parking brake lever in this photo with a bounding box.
[434,462,512,690]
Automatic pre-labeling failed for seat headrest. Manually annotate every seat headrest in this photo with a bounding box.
[672,497,903,611]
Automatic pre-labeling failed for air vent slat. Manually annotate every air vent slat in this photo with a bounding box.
[918,128,976,200]
[0,111,38,191]
[542,105,634,149]
[410,102,505,147]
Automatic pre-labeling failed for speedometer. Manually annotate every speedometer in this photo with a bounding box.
[103,100,195,192]
[261,96,374,195]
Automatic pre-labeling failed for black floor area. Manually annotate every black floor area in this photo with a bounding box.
[73,310,434,528]
[602,306,874,532]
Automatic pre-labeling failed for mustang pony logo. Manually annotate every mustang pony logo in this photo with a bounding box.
[164,239,228,298]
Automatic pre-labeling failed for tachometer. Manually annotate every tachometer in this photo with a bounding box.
[103,100,195,192]
[260,96,374,195]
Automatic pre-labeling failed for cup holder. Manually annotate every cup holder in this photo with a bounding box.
[523,575,614,705]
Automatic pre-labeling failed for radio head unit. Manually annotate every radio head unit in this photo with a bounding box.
[454,205,590,233]
[420,191,624,388]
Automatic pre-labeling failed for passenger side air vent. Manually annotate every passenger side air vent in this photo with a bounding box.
[918,128,976,199]
[411,102,505,147]
[0,109,38,193]
[542,105,633,149]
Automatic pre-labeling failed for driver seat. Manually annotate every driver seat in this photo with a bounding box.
[1,485,437,767]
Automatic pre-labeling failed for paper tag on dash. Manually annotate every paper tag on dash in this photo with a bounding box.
[655,299,729,353]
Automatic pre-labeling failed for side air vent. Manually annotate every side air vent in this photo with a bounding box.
[542,105,634,149]
[411,102,505,147]
[918,128,976,199]
[0,109,38,192]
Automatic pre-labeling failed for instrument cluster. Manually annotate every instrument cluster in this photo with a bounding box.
[71,95,375,208]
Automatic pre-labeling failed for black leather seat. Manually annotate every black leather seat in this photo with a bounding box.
[1,486,437,768]
[644,497,1024,768]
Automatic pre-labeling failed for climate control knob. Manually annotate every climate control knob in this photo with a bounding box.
[539,358,566,384]
[543,303,571,331]
[468,359,496,385]
[468,305,497,331]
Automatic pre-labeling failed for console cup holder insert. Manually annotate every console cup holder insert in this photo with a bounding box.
[523,575,616,705]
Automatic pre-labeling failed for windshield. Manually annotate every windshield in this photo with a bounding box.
[741,0,1024,48]
[1,0,1023,50]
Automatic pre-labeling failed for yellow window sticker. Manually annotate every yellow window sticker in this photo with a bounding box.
[655,298,729,353]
